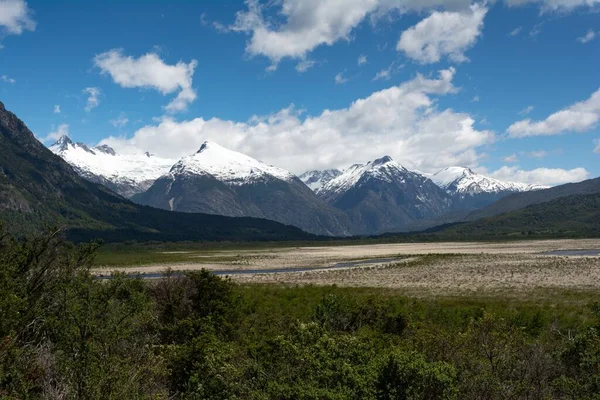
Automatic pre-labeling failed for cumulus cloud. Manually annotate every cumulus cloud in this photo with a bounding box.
[100,67,493,174]
[577,30,596,43]
[503,153,519,163]
[93,49,198,113]
[507,88,600,137]
[358,54,367,66]
[396,4,487,64]
[109,112,129,128]
[594,139,600,154]
[229,0,472,67]
[0,0,35,36]
[42,124,69,143]
[83,87,100,112]
[489,166,589,186]
[53,104,60,114]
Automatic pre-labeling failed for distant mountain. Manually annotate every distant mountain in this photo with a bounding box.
[133,141,352,236]
[466,176,600,221]
[299,169,342,192]
[0,101,314,242]
[432,166,543,210]
[49,136,174,198]
[317,156,451,235]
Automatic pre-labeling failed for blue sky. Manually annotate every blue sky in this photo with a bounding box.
[0,0,599,185]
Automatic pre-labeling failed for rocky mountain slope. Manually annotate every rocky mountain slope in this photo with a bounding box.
[49,136,174,197]
[133,141,352,236]
[0,101,314,242]
[317,156,452,234]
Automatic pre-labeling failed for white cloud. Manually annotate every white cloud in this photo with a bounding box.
[373,65,392,81]
[506,0,600,11]
[489,166,589,186]
[100,67,493,174]
[42,124,69,143]
[508,88,600,137]
[519,105,534,115]
[594,139,600,154]
[53,104,60,114]
[471,95,479,102]
[93,49,198,113]
[396,4,487,64]
[577,30,596,43]
[358,54,367,66]
[295,59,315,73]
[1,75,15,84]
[0,0,35,36]
[509,26,522,36]
[109,112,129,128]
[83,87,100,112]
[229,0,472,66]
[334,72,348,84]
[503,154,519,163]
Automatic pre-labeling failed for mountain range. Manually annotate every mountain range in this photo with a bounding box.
[2,100,598,242]
[49,134,549,236]
[132,141,352,236]
[0,101,313,242]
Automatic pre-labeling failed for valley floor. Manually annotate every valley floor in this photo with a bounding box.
[94,239,600,298]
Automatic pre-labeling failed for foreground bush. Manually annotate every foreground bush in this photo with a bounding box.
[2,228,600,399]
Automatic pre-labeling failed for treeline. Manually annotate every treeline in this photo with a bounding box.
[2,230,600,399]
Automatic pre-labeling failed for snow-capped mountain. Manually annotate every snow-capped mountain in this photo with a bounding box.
[49,135,175,198]
[317,156,452,234]
[168,141,295,185]
[299,169,342,192]
[432,166,544,210]
[133,141,352,236]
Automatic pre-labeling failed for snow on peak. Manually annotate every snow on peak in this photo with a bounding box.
[49,136,175,195]
[432,166,540,195]
[299,169,342,192]
[170,141,295,185]
[320,156,412,197]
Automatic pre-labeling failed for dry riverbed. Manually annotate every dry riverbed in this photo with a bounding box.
[93,239,600,296]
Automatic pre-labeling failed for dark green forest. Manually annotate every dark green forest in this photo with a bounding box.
[2,229,600,399]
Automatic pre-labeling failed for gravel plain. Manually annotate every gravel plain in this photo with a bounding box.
[92,239,600,296]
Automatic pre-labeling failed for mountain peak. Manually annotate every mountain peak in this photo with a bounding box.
[432,165,536,196]
[197,140,223,154]
[372,155,394,166]
[50,135,74,152]
[175,141,294,185]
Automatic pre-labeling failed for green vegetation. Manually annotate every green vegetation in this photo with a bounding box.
[441,193,600,239]
[3,228,600,399]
